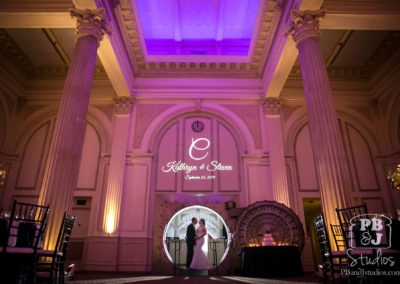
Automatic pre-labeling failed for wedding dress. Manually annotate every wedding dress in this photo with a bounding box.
[189,225,213,270]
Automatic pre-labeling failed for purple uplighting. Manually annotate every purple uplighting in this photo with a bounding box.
[135,0,260,56]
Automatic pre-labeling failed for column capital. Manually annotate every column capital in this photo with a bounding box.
[114,96,135,115]
[262,98,281,116]
[70,8,111,43]
[285,9,326,45]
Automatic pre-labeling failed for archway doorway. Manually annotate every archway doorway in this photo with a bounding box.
[163,205,231,268]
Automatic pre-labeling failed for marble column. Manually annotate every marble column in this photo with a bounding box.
[38,8,110,249]
[262,98,291,207]
[286,10,352,233]
[103,96,134,235]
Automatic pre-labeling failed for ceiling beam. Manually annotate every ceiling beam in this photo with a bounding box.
[0,12,74,28]
[42,28,71,66]
[325,30,352,68]
[0,1,132,97]
[262,0,320,98]
[263,0,400,98]
[322,0,400,30]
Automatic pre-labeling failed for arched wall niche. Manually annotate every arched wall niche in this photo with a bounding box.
[140,104,255,154]
[336,109,381,155]
[293,123,319,192]
[283,105,382,156]
[76,122,101,191]
[344,123,379,190]
[14,121,52,190]
[14,105,112,155]
[14,108,57,153]
[151,110,245,194]
[2,104,111,208]
[284,105,392,213]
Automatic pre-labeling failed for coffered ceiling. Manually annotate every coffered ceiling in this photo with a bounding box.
[135,0,259,56]
[0,27,106,79]
[0,0,399,92]
[118,0,280,78]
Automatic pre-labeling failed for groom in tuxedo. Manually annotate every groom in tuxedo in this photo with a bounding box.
[186,217,197,268]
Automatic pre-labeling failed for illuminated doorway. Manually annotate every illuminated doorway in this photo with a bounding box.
[163,205,231,267]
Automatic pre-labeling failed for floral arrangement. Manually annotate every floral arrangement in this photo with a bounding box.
[386,164,400,191]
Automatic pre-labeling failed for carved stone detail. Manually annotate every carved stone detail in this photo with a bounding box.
[262,98,281,115]
[115,0,282,77]
[114,96,135,115]
[133,104,176,148]
[285,9,326,45]
[222,104,263,148]
[70,8,111,43]
[0,29,33,75]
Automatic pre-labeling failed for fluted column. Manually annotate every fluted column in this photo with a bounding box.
[39,8,110,249]
[286,10,352,233]
[262,98,291,207]
[103,96,134,235]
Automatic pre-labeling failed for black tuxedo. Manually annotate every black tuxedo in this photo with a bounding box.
[186,223,196,267]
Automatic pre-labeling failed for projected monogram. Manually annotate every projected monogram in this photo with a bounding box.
[189,138,210,160]
[161,137,233,180]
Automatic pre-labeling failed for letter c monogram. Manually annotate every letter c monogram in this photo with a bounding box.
[189,138,210,160]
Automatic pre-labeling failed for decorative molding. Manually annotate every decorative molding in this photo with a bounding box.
[285,9,326,45]
[30,65,108,79]
[288,31,400,80]
[261,98,281,115]
[364,31,400,78]
[222,104,263,149]
[281,103,302,123]
[289,65,366,80]
[136,69,259,79]
[133,104,176,148]
[95,104,114,122]
[0,29,33,76]
[115,0,282,78]
[0,29,108,80]
[114,96,135,115]
[70,8,111,43]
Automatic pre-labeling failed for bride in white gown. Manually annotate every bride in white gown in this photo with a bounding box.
[189,218,213,270]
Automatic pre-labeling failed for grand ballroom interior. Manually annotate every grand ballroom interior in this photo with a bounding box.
[0,0,399,282]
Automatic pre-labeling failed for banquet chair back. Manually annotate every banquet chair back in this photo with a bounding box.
[314,214,348,284]
[56,213,76,259]
[0,201,50,283]
[36,212,76,284]
[335,203,368,250]
[330,225,346,251]
[2,200,50,252]
[314,214,332,284]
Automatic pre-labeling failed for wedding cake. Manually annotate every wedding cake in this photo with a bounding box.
[262,231,275,246]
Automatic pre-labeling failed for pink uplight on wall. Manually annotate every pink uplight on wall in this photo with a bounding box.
[135,0,260,56]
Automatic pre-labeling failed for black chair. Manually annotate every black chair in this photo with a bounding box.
[314,214,347,284]
[330,225,347,252]
[0,200,50,283]
[335,203,368,251]
[36,212,76,284]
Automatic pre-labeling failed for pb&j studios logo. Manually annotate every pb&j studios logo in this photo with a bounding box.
[347,214,395,268]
